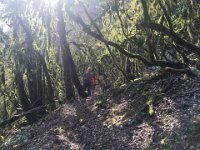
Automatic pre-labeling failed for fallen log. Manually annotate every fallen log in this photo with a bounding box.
[162,67,196,77]
[0,106,47,128]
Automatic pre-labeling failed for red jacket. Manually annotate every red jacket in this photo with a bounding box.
[91,76,97,86]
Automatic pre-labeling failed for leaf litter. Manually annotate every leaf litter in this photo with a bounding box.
[1,74,200,150]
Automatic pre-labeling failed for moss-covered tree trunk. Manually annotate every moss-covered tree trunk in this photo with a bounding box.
[18,17,45,108]
[15,70,37,123]
[1,65,8,120]
[56,1,87,100]
[38,52,56,109]
[56,2,74,101]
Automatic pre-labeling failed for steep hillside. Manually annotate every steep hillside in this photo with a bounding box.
[1,74,200,150]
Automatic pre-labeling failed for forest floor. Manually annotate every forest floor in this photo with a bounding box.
[1,74,200,150]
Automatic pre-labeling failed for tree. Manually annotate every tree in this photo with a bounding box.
[66,0,200,77]
[56,0,87,101]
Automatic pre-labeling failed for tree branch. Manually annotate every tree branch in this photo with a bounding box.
[0,106,47,128]
[80,2,130,81]
[140,0,151,22]
[66,9,152,66]
[67,8,190,70]
[141,22,200,56]
[157,0,173,31]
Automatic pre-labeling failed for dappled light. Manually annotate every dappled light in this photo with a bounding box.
[131,122,154,149]
[0,0,200,149]
[154,97,181,132]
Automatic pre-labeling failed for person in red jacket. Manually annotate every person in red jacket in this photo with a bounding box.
[91,72,98,95]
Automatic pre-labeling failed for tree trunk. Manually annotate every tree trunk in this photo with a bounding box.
[1,65,8,120]
[56,1,74,101]
[126,58,135,80]
[70,58,87,97]
[18,16,44,108]
[26,63,38,104]
[38,52,56,109]
[56,1,87,99]
[15,70,37,123]
[35,65,44,107]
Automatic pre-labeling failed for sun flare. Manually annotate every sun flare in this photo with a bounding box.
[43,0,59,8]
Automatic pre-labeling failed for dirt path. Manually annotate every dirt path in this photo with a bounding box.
[7,76,200,150]
[14,86,132,149]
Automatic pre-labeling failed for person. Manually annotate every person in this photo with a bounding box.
[83,67,92,96]
[91,72,98,95]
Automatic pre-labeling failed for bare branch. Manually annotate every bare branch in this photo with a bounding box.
[141,22,200,56]
[66,9,152,66]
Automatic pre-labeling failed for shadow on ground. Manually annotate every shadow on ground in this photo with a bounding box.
[14,75,200,150]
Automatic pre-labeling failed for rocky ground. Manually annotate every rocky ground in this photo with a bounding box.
[1,74,200,150]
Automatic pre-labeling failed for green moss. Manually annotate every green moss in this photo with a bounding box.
[147,96,154,116]
[93,101,105,112]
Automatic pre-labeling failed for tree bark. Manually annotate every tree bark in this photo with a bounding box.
[56,1,75,101]
[18,16,44,108]
[1,65,8,120]
[70,59,88,97]
[15,70,37,123]
[56,1,87,99]
[37,52,56,109]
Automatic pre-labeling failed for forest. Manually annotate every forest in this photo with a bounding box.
[0,0,200,149]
